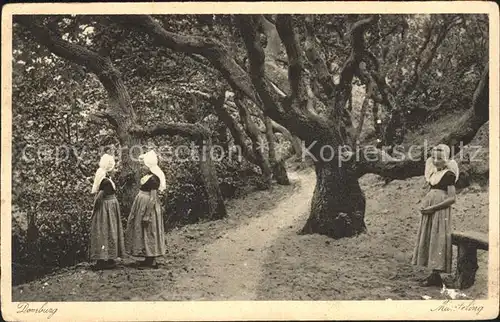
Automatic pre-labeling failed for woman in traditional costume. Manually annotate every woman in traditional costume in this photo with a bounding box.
[125,150,166,268]
[412,144,459,286]
[90,153,125,270]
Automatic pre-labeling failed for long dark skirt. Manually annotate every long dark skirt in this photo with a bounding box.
[125,191,166,257]
[90,195,126,261]
[412,189,453,273]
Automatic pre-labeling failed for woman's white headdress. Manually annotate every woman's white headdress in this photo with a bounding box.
[91,153,116,193]
[424,144,459,185]
[139,150,166,192]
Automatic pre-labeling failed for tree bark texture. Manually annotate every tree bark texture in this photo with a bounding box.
[197,137,228,220]
[236,98,273,189]
[301,160,367,238]
[265,115,290,185]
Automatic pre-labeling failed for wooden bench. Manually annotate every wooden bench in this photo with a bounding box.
[451,231,489,289]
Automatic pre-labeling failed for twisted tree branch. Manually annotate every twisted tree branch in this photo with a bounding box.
[115,15,260,105]
[304,15,336,98]
[275,15,306,98]
[129,123,210,140]
[16,15,136,128]
[356,64,489,179]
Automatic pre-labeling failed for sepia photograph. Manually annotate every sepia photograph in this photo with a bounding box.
[1,2,499,321]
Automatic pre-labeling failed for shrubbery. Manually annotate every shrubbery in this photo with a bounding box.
[12,192,92,285]
[162,153,264,228]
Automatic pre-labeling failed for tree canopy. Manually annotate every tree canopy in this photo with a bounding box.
[11,13,489,283]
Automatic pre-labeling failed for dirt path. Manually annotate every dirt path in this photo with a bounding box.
[255,174,489,300]
[13,166,488,302]
[150,170,316,301]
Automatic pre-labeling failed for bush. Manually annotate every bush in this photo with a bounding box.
[12,192,92,285]
[162,160,208,229]
[162,155,263,229]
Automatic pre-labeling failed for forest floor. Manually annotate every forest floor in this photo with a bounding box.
[12,164,489,302]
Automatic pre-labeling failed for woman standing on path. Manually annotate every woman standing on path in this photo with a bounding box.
[90,153,126,270]
[125,150,167,269]
[412,144,459,287]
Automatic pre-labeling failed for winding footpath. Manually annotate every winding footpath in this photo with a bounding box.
[149,171,316,301]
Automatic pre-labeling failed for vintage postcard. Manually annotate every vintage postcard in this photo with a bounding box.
[1,1,499,321]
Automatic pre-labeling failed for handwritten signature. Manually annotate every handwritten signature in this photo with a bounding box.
[17,302,58,319]
[431,300,484,315]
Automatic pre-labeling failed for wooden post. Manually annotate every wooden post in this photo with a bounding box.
[456,243,479,290]
[451,231,488,290]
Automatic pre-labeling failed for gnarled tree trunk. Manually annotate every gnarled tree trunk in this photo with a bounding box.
[264,115,290,185]
[236,98,273,189]
[301,160,366,238]
[212,93,277,188]
[197,137,227,219]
